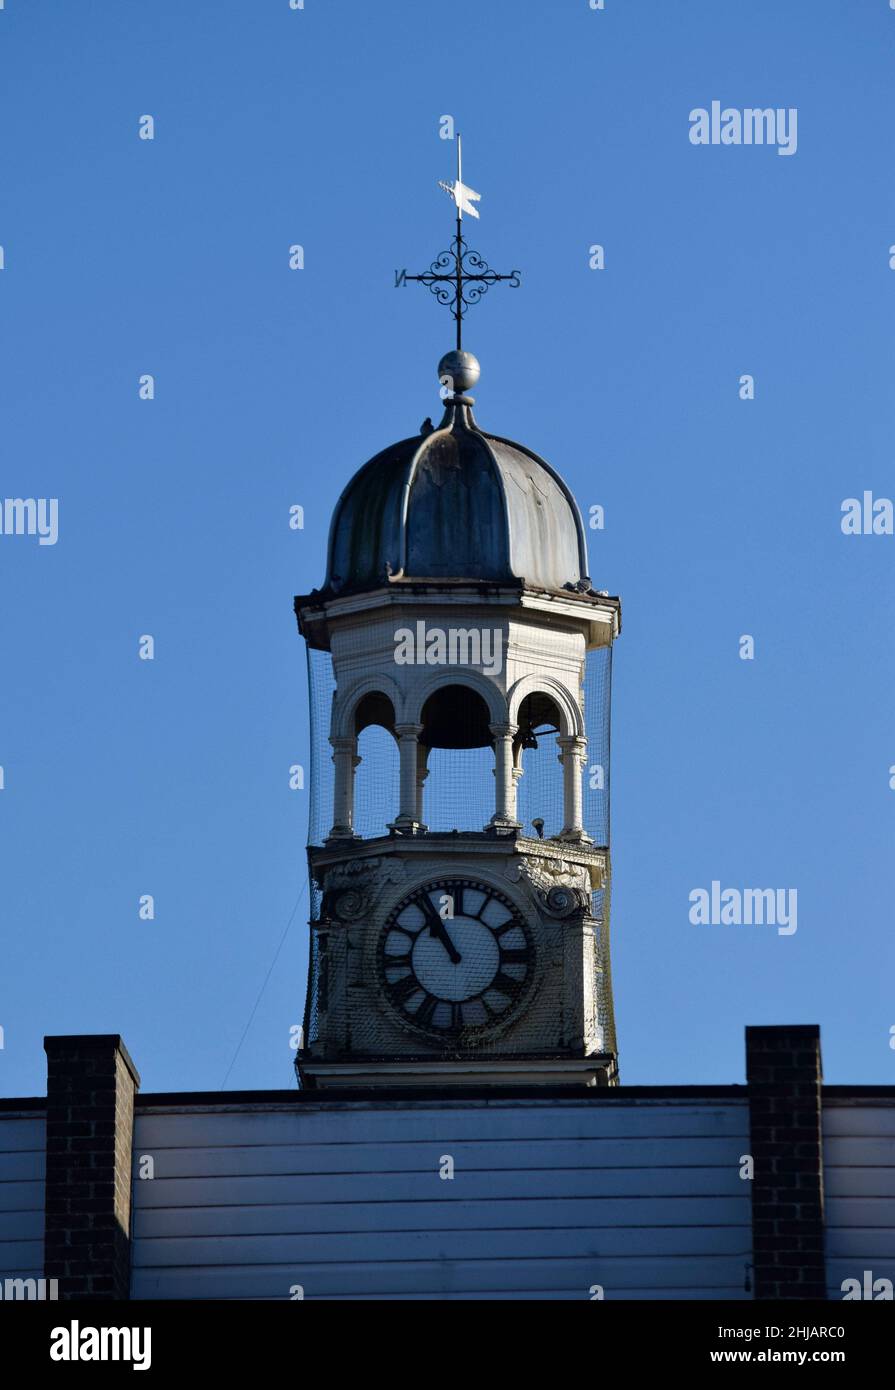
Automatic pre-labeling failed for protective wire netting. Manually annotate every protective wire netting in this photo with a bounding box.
[306,645,611,846]
[303,643,614,1055]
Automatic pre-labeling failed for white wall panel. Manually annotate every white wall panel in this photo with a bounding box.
[131,1098,751,1300]
[824,1101,895,1301]
[0,1113,45,1284]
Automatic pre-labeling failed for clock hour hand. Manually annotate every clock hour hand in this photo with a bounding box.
[421,899,462,964]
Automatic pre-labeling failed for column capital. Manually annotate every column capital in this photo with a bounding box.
[394,722,424,739]
[489,721,518,739]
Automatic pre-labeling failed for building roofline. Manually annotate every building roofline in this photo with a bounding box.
[5,1082,893,1110]
[132,1083,747,1108]
[822,1085,895,1100]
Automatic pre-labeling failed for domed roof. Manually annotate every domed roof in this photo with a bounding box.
[324,354,591,597]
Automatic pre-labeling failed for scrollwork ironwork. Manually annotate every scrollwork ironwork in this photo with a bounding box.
[401,231,521,349]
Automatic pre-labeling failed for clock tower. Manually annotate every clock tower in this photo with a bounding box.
[294,144,621,1090]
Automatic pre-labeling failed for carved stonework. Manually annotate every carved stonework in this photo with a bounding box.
[506,855,592,918]
[319,857,405,922]
[329,887,368,921]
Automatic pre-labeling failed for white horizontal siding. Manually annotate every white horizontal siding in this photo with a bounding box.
[824,1101,895,1301]
[136,1195,746,1237]
[0,1114,45,1283]
[131,1099,751,1300]
[134,1104,747,1146]
[132,1136,744,1181]
[131,1166,746,1207]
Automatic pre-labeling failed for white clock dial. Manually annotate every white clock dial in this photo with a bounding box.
[379,880,533,1035]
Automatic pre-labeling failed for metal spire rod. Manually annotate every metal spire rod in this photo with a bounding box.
[396,134,521,351]
[454,137,463,348]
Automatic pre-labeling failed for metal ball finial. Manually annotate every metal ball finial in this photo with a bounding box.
[438,350,480,397]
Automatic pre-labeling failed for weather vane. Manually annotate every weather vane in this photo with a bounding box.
[395,135,521,352]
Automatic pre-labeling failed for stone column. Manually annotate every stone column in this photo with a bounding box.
[391,723,424,831]
[329,735,359,839]
[511,742,525,829]
[488,722,520,830]
[415,741,429,828]
[558,735,590,842]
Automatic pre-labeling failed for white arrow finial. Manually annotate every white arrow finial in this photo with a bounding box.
[438,131,481,220]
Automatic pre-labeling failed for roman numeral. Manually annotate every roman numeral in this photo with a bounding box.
[417,895,443,929]
[387,975,419,1006]
[416,994,438,1027]
[491,972,523,999]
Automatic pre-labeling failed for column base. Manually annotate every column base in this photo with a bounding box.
[388,818,424,836]
[485,818,521,836]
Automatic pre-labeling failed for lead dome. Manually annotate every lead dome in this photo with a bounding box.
[323,355,592,597]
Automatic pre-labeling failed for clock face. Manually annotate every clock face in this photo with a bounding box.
[378,879,534,1036]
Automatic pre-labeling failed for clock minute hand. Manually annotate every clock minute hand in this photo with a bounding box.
[421,900,462,964]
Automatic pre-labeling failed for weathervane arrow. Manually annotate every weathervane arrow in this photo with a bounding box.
[397,133,521,351]
[437,134,481,219]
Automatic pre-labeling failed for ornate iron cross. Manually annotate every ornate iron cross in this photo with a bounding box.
[395,135,521,352]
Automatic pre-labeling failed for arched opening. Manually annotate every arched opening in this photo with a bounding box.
[354,692,396,739]
[352,692,399,839]
[420,684,494,831]
[514,691,565,840]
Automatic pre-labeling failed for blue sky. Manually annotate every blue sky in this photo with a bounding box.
[1,0,893,1095]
